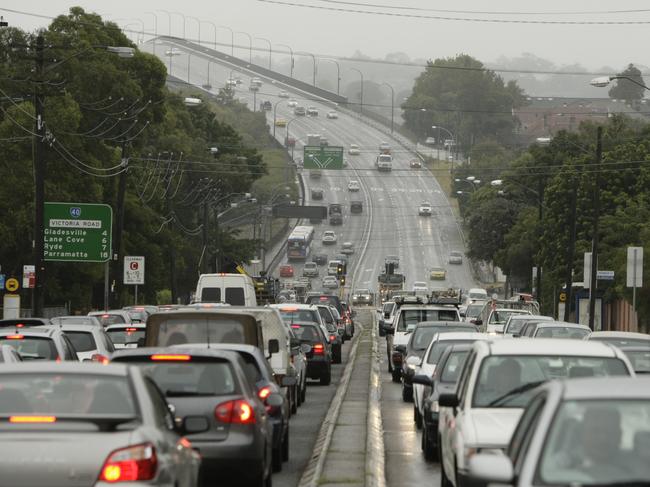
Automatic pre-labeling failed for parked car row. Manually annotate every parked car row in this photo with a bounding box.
[0,293,357,486]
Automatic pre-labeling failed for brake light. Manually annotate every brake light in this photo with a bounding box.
[91,354,109,365]
[282,307,298,312]
[99,443,157,482]
[291,325,301,329]
[102,314,110,318]
[214,399,256,424]
[329,335,337,342]
[6,335,23,340]
[313,343,325,355]
[125,328,137,332]
[9,416,56,423]
[15,323,24,328]
[258,386,272,400]
[150,354,191,361]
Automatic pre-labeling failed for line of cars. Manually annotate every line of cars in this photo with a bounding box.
[380,289,650,487]
[0,295,357,486]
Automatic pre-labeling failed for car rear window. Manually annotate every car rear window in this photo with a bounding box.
[133,360,236,397]
[0,374,135,415]
[306,295,342,313]
[291,325,319,342]
[440,351,469,383]
[51,317,98,327]
[426,339,473,364]
[279,310,319,324]
[0,337,58,360]
[64,331,97,353]
[107,327,145,347]
[201,288,221,302]
[225,288,245,305]
[93,314,125,326]
[150,317,257,347]
[397,309,460,331]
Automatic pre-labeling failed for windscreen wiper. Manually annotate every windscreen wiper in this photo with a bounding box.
[486,380,546,407]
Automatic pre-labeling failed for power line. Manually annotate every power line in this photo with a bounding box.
[256,0,650,24]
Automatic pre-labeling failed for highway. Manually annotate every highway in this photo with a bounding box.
[143,38,478,487]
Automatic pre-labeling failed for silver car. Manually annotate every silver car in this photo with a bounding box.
[58,323,116,362]
[0,363,200,486]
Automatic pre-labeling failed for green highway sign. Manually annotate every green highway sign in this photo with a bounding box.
[303,146,344,170]
[44,202,113,262]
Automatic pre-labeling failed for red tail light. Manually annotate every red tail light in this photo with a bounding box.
[125,327,137,332]
[313,343,325,355]
[91,354,109,365]
[329,335,337,342]
[9,416,56,423]
[150,354,191,361]
[214,399,256,424]
[258,386,272,400]
[99,443,157,482]
[5,335,23,340]
[291,325,301,329]
[15,324,24,328]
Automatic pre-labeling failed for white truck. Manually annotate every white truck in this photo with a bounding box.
[195,273,258,306]
[376,153,393,172]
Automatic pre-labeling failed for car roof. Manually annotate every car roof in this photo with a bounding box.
[588,331,650,340]
[0,362,130,376]
[416,321,473,328]
[433,331,490,341]
[271,303,317,310]
[558,376,650,400]
[508,314,552,321]
[54,323,103,332]
[0,318,50,326]
[536,322,591,329]
[0,326,60,337]
[106,323,146,330]
[618,346,650,352]
[481,338,620,357]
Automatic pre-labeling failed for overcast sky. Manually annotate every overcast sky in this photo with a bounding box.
[3,0,650,73]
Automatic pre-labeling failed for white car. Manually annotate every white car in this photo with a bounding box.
[483,308,531,334]
[322,230,337,245]
[287,99,298,107]
[348,144,361,155]
[105,323,146,349]
[412,281,428,293]
[413,332,491,437]
[87,310,133,327]
[278,91,290,98]
[439,339,635,487]
[347,180,360,192]
[326,111,338,119]
[306,106,318,116]
[340,242,354,255]
[302,262,319,277]
[425,136,436,145]
[322,276,339,289]
[58,323,115,361]
[418,202,433,216]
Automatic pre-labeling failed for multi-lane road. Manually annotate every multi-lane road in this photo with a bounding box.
[143,37,479,487]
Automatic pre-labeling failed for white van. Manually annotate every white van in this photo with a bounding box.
[195,273,257,306]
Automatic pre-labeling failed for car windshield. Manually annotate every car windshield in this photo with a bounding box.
[505,318,534,334]
[92,314,125,326]
[440,350,469,383]
[426,338,475,364]
[279,310,319,324]
[539,399,650,485]
[107,327,145,347]
[135,360,236,396]
[623,350,650,373]
[51,317,97,327]
[152,317,256,346]
[0,337,58,360]
[472,355,630,408]
[534,327,591,339]
[397,309,459,331]
[291,325,319,342]
[489,310,529,325]
[465,304,484,318]
[64,331,97,353]
[0,373,136,416]
[412,327,440,351]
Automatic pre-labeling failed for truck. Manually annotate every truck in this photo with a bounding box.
[376,153,393,172]
[252,274,281,304]
[307,134,322,146]
[377,263,405,303]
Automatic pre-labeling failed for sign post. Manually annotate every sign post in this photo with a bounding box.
[124,256,145,305]
[627,247,644,311]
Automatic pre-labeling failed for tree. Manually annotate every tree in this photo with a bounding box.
[402,54,526,151]
[608,64,646,104]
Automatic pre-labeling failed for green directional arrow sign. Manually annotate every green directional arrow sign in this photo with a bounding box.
[44,202,113,262]
[303,146,344,170]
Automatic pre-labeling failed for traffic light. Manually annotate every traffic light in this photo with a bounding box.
[339,276,346,286]
[337,263,344,276]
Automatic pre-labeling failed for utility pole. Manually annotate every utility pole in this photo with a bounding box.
[32,34,45,317]
[535,179,544,307]
[563,185,578,322]
[588,126,603,330]
[201,200,209,274]
[111,141,129,308]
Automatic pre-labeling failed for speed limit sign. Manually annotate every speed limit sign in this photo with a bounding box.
[123,256,145,285]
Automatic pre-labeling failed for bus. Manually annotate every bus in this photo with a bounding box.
[287,226,315,261]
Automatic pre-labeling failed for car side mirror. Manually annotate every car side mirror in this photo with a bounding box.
[181,416,210,434]
[266,393,284,408]
[268,339,280,356]
[468,453,514,484]
[281,376,297,387]
[300,343,312,354]
[412,374,433,387]
[438,392,459,408]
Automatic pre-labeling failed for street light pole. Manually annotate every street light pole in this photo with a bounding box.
[588,126,603,330]
[349,67,364,113]
[144,12,157,54]
[156,10,172,36]
[255,37,272,69]
[187,16,201,45]
[32,34,45,317]
[381,82,394,133]
[272,99,284,138]
[276,44,294,77]
[172,12,186,39]
[300,52,317,85]
[322,59,340,95]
